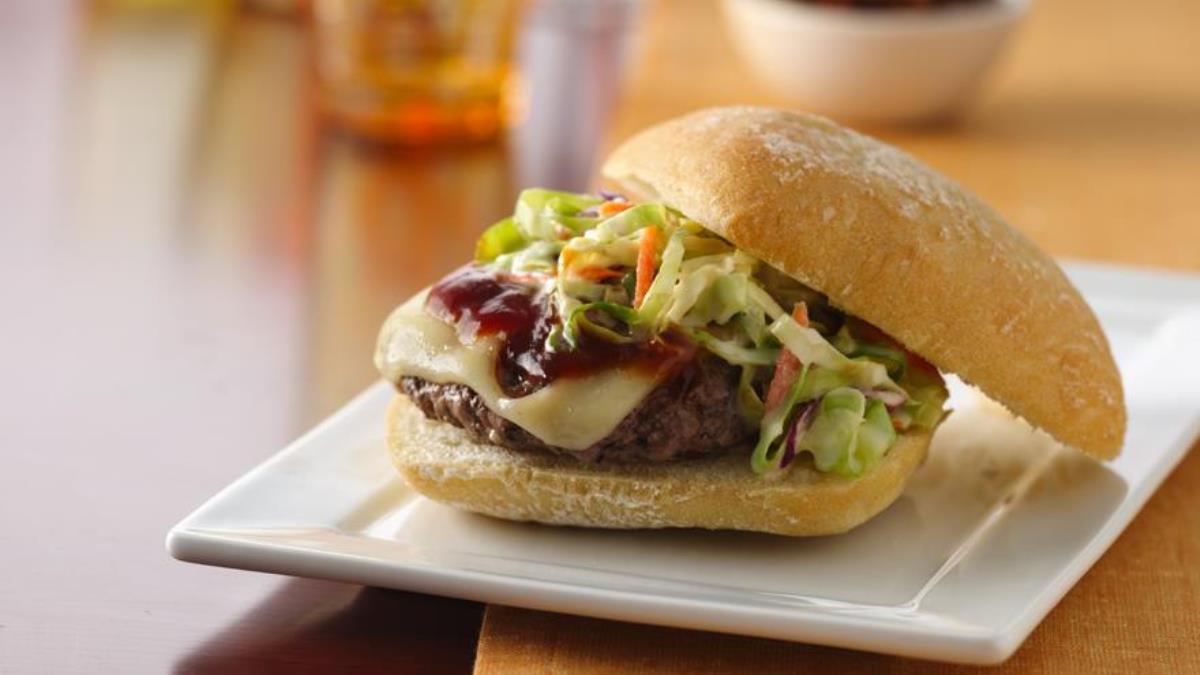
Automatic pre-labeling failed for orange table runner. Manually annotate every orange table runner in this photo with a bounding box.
[473,0,1200,670]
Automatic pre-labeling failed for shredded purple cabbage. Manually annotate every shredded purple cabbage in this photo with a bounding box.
[780,401,817,469]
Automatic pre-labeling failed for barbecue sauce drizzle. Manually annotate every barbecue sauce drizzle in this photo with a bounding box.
[427,265,694,398]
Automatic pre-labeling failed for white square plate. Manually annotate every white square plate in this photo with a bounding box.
[168,262,1200,665]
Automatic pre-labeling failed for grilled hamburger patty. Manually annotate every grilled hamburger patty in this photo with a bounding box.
[399,357,752,463]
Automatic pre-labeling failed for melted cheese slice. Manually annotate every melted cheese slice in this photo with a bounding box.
[374,290,660,451]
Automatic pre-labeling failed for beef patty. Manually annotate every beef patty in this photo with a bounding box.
[399,357,752,463]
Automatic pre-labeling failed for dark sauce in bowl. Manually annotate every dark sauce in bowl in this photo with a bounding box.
[427,265,695,398]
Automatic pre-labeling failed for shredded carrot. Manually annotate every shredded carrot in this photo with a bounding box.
[576,266,624,282]
[634,226,659,307]
[764,351,800,413]
[791,303,809,327]
[763,303,810,413]
[598,201,631,217]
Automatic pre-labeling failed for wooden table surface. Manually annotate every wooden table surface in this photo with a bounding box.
[1,0,1197,673]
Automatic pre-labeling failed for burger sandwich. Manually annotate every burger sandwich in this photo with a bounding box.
[375,107,1125,536]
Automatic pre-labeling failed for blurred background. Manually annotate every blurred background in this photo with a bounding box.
[4,0,1197,426]
[2,1,1198,670]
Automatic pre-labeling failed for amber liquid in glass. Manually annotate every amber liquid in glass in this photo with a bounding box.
[315,0,518,145]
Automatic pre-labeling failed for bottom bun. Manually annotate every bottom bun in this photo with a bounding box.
[387,395,931,536]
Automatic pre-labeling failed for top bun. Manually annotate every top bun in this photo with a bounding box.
[603,106,1124,459]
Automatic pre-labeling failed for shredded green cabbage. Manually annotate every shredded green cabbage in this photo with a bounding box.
[749,366,857,473]
[563,302,640,347]
[493,240,563,274]
[737,365,765,426]
[635,227,686,330]
[769,315,899,392]
[476,217,526,263]
[800,387,867,472]
[585,203,670,244]
[668,252,756,327]
[832,325,907,380]
[795,388,896,476]
[514,189,603,240]
[750,365,813,474]
[689,329,779,366]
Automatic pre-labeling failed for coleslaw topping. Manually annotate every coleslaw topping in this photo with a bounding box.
[468,189,948,477]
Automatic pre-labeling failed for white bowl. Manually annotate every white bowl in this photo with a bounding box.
[722,0,1029,123]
